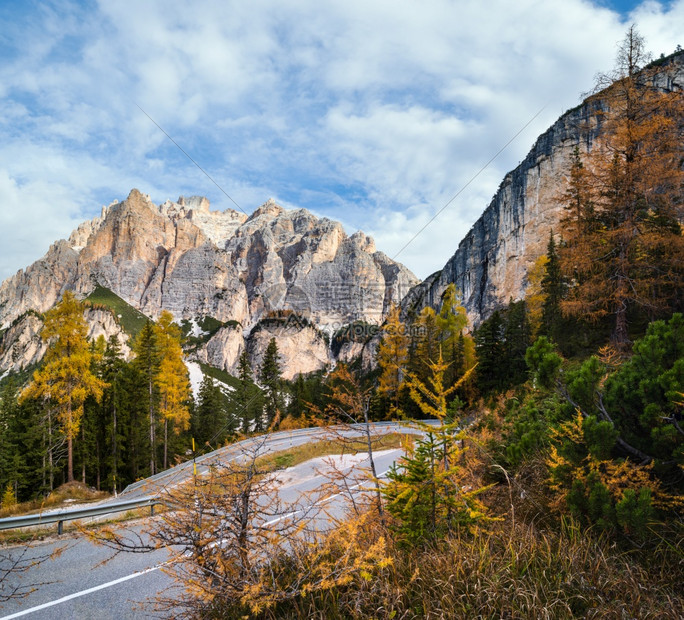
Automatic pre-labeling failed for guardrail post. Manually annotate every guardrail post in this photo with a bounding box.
[57,520,63,535]
[150,504,155,517]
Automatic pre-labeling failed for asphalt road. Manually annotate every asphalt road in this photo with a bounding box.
[117,422,413,500]
[0,435,406,619]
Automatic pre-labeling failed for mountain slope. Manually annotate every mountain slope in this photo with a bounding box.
[403,51,684,326]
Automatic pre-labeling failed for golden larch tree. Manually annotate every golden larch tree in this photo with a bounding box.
[559,28,684,347]
[154,311,191,470]
[21,291,107,482]
[376,304,409,414]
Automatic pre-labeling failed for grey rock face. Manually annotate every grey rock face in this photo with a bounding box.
[0,190,418,377]
[85,308,132,359]
[404,53,684,327]
[0,307,130,376]
[0,313,47,375]
[246,322,332,381]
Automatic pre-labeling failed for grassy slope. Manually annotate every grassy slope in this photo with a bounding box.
[197,361,242,391]
[84,285,149,339]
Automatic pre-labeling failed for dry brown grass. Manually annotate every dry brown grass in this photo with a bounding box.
[258,516,684,620]
[255,432,411,473]
[0,481,109,519]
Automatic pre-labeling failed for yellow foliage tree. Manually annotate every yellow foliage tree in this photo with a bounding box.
[559,28,684,347]
[377,305,409,414]
[526,254,549,337]
[405,349,477,469]
[154,311,190,469]
[21,291,107,482]
[1,483,16,510]
[91,436,391,616]
[384,350,493,544]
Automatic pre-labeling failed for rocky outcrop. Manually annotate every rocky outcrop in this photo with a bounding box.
[0,241,79,330]
[0,307,130,376]
[0,313,47,375]
[85,308,131,359]
[194,325,245,374]
[0,190,418,377]
[246,322,332,381]
[404,52,684,326]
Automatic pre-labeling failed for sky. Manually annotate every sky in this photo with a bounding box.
[0,0,682,283]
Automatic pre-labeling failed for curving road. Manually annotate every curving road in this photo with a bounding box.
[0,424,424,619]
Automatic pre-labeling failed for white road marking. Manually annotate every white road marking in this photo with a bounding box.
[1,452,401,618]
[0,563,167,619]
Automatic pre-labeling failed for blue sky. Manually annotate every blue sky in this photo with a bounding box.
[0,0,682,282]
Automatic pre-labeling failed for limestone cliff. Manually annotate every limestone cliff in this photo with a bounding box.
[0,307,130,376]
[0,190,418,377]
[403,52,684,326]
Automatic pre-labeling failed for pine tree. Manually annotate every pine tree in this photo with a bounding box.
[384,352,488,546]
[118,362,149,484]
[20,292,107,482]
[504,300,531,385]
[540,233,566,342]
[259,338,282,429]
[287,374,307,419]
[132,320,161,476]
[0,378,19,497]
[474,310,505,393]
[101,336,126,493]
[195,375,232,448]
[232,350,262,434]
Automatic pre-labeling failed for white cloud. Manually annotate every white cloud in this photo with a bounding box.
[0,0,682,282]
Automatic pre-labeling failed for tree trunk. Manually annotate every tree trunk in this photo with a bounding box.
[613,287,630,349]
[67,435,74,483]
[149,377,155,476]
[67,400,74,483]
[112,400,117,494]
[164,418,168,471]
[363,400,383,518]
[430,435,437,534]
[48,409,54,492]
[81,424,86,484]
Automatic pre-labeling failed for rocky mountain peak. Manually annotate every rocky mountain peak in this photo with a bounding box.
[349,231,376,254]
[248,198,285,222]
[178,195,211,213]
[0,189,418,379]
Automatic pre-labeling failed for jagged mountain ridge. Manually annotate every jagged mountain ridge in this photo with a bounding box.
[0,190,418,378]
[403,52,684,325]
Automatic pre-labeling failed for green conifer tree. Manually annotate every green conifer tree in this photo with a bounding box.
[540,233,566,343]
[232,350,263,433]
[474,310,505,393]
[132,320,161,476]
[259,338,282,429]
[196,375,233,448]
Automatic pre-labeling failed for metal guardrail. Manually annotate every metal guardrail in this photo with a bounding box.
[121,422,438,496]
[120,427,325,495]
[0,420,441,534]
[0,497,160,534]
